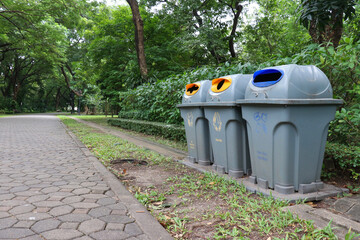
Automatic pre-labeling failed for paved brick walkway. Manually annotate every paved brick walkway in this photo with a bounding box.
[0,115,171,240]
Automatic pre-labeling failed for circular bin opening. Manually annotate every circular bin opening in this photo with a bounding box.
[185,83,200,96]
[253,69,284,87]
[211,77,232,93]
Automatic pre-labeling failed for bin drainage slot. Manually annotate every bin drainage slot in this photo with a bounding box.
[253,69,284,87]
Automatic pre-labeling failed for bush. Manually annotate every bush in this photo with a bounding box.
[328,103,360,146]
[118,62,275,125]
[118,110,148,120]
[108,118,186,142]
[324,142,360,179]
[119,40,360,125]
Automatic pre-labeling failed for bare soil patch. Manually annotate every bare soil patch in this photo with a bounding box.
[110,159,241,239]
[109,159,311,239]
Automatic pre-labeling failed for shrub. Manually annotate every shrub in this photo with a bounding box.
[328,103,360,146]
[324,142,360,180]
[108,118,186,142]
[119,40,360,126]
[118,110,149,120]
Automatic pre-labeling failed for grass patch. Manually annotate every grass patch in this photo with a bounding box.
[58,115,349,239]
[72,115,187,151]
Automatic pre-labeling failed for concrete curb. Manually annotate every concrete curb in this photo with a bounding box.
[181,160,349,203]
[283,204,360,240]
[60,120,173,240]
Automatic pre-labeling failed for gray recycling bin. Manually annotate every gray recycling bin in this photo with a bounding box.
[203,74,252,178]
[177,80,213,165]
[237,64,343,194]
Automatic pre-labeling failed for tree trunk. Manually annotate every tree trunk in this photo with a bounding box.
[60,65,82,97]
[228,3,243,58]
[126,0,148,79]
[192,9,225,63]
[308,9,343,48]
[55,87,61,111]
[325,9,343,48]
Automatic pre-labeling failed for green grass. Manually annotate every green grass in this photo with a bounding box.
[59,115,172,166]
[59,115,358,239]
[72,115,187,151]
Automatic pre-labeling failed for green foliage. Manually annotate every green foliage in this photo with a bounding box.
[344,2,360,42]
[298,0,356,31]
[240,0,310,63]
[118,62,263,125]
[107,118,186,142]
[314,39,360,102]
[144,0,244,63]
[328,104,360,146]
[345,228,360,240]
[325,142,360,179]
[118,39,360,126]
[0,0,96,112]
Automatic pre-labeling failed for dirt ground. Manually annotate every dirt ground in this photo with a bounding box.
[109,158,323,239]
[111,159,225,239]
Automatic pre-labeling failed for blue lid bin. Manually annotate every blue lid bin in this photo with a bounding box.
[237,64,343,194]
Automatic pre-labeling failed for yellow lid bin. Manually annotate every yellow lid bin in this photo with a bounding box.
[211,77,232,93]
[177,80,213,166]
[185,83,200,96]
[203,74,252,178]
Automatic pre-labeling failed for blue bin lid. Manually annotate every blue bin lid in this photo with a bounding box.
[245,64,334,100]
[252,69,284,88]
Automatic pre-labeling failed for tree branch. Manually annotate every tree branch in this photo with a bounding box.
[60,65,82,97]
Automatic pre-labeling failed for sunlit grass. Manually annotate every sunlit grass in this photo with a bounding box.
[72,115,187,151]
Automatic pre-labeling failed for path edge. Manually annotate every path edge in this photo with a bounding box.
[59,119,173,240]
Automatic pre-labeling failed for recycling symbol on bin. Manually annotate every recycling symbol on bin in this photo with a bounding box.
[254,112,268,134]
[187,112,194,127]
[213,112,222,132]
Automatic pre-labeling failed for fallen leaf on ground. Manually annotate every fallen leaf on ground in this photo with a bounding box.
[153,201,163,206]
[306,202,316,207]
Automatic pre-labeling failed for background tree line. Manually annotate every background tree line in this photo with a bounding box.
[0,0,358,113]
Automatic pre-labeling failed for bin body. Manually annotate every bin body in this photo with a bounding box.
[238,64,342,194]
[178,80,212,165]
[204,74,252,178]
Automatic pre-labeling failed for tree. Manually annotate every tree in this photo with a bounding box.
[0,0,93,112]
[220,0,244,58]
[240,0,310,62]
[144,0,248,63]
[126,0,148,78]
[298,0,357,48]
